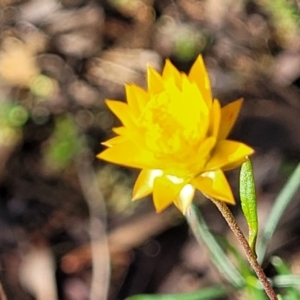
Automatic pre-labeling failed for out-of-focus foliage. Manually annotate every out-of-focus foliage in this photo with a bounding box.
[0,102,29,146]
[257,0,300,45]
[43,115,83,172]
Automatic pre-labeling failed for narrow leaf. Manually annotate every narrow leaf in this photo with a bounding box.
[186,204,244,287]
[125,285,227,300]
[239,159,258,255]
[271,256,300,299]
[257,163,300,263]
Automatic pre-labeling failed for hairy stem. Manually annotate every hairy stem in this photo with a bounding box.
[211,199,278,300]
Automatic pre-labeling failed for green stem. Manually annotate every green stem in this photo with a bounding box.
[211,199,278,300]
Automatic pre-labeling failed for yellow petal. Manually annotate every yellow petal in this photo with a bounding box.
[162,59,182,88]
[133,169,162,200]
[193,136,216,172]
[181,74,209,117]
[97,141,159,169]
[205,140,254,171]
[101,135,128,147]
[192,170,235,204]
[112,126,126,135]
[153,175,185,212]
[106,100,137,129]
[163,78,181,106]
[112,126,146,150]
[173,184,195,214]
[147,66,164,94]
[209,99,221,138]
[222,157,249,171]
[188,55,212,108]
[218,98,243,140]
[125,84,148,116]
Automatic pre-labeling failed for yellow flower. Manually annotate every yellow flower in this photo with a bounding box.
[97,55,254,214]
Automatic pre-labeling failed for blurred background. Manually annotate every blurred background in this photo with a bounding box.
[0,0,300,299]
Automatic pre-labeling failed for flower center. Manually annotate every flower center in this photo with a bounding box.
[139,90,203,159]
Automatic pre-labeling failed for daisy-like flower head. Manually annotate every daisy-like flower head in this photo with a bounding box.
[97,55,254,214]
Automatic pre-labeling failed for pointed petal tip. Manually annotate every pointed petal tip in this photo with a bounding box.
[147,64,156,73]
[152,197,173,213]
[176,203,190,215]
[193,170,236,206]
[100,142,109,147]
[173,184,195,215]
[96,152,104,160]
[132,187,149,202]
[132,189,139,201]
[222,196,236,205]
[101,138,119,147]
[188,54,212,107]
[154,206,164,213]
[195,54,204,62]
[205,193,236,206]
[104,99,117,106]
[132,195,141,201]
[248,147,255,156]
[218,98,245,140]
[241,144,255,158]
[147,65,164,93]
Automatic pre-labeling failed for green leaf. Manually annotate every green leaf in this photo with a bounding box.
[186,205,244,287]
[273,275,300,288]
[125,285,226,300]
[271,256,300,300]
[239,159,258,255]
[257,163,300,263]
[244,276,268,300]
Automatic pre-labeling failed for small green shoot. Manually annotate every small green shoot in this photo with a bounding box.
[239,159,258,255]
